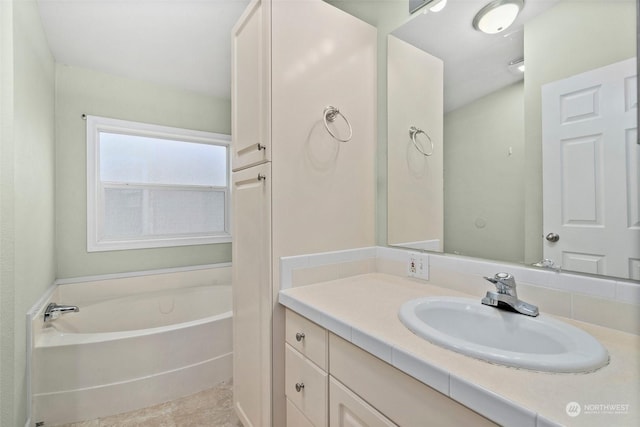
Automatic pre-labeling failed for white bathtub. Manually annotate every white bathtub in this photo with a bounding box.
[32,271,232,426]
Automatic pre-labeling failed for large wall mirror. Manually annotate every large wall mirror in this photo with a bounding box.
[387,0,638,280]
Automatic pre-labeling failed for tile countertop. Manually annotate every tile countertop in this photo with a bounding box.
[278,273,640,427]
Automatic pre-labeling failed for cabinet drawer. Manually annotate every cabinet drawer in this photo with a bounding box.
[329,334,497,427]
[286,309,328,370]
[287,397,315,427]
[285,344,328,427]
[329,377,397,427]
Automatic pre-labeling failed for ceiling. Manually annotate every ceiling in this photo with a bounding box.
[392,0,561,112]
[37,0,251,100]
[37,0,560,107]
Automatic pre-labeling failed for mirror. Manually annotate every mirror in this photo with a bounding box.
[387,0,638,280]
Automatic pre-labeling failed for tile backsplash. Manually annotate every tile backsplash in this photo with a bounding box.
[280,247,640,335]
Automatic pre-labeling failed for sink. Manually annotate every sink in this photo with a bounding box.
[398,296,608,373]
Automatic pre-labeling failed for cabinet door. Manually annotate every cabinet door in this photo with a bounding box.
[287,398,315,427]
[231,0,270,171]
[330,377,397,427]
[232,164,272,427]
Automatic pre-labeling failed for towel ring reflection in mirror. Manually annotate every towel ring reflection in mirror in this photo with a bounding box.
[323,106,353,142]
[409,126,434,156]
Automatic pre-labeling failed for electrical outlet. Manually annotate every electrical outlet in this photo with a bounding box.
[407,251,429,280]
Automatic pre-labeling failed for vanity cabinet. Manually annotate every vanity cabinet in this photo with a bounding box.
[285,309,394,427]
[284,309,497,427]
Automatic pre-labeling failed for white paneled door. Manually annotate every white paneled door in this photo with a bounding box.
[542,57,638,279]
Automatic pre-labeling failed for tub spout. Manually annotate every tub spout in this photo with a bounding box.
[44,302,79,322]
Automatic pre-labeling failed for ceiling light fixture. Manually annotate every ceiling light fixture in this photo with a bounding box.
[473,0,524,34]
[429,0,447,13]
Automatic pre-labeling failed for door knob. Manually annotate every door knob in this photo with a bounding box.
[545,233,560,242]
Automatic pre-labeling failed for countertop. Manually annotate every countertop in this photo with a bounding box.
[278,273,640,427]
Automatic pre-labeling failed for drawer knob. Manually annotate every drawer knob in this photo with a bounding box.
[295,382,305,392]
[295,332,306,342]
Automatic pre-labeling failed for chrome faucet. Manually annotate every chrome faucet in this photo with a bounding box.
[44,302,79,322]
[533,258,562,272]
[481,273,539,317]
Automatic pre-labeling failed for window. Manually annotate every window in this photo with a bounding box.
[86,115,231,252]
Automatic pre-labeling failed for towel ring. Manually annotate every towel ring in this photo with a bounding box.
[323,106,353,142]
[409,126,434,157]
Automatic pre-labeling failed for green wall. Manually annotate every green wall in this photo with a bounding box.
[1,5,234,424]
[1,1,56,425]
[55,65,232,278]
[444,82,525,262]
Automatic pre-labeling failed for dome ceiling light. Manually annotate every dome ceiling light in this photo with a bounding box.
[429,0,447,13]
[473,0,525,34]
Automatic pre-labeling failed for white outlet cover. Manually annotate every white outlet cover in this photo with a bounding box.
[407,251,429,280]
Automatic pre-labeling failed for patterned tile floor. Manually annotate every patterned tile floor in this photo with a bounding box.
[56,381,242,427]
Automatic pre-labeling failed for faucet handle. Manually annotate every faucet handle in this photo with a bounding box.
[533,258,561,272]
[483,272,516,294]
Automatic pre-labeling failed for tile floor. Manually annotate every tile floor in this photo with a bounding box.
[56,381,242,427]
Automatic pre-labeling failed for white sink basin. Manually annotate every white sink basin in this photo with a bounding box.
[398,296,608,373]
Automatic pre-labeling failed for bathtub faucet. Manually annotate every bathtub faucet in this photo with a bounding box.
[44,302,79,322]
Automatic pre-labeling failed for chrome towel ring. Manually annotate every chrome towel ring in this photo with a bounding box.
[408,126,434,157]
[323,106,353,142]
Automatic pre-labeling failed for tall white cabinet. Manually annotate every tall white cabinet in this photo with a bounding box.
[231,0,377,426]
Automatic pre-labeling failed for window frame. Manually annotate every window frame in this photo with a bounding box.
[86,115,231,252]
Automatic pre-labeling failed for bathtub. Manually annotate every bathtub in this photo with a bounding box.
[32,270,232,426]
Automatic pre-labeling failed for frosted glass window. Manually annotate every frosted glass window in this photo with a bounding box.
[103,189,144,238]
[149,189,226,235]
[100,133,227,186]
[87,115,231,252]
[103,188,226,238]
